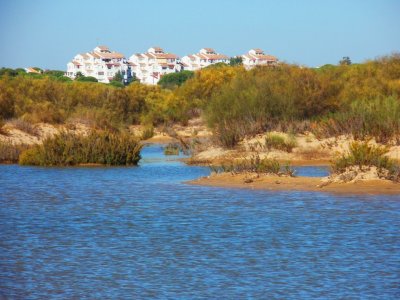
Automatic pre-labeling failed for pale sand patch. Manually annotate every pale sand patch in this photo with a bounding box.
[0,122,93,145]
[188,172,400,195]
[192,132,400,166]
[0,127,41,145]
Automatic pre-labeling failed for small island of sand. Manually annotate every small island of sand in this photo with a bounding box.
[188,172,400,195]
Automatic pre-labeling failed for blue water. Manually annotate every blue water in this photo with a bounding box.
[0,144,399,299]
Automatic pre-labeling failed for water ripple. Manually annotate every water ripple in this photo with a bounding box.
[0,144,399,299]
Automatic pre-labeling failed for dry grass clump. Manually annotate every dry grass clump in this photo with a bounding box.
[164,143,180,155]
[332,141,399,181]
[297,147,330,160]
[0,141,31,163]
[9,119,40,136]
[210,155,294,177]
[264,133,297,152]
[141,125,154,140]
[313,97,400,144]
[19,130,142,166]
[0,119,8,135]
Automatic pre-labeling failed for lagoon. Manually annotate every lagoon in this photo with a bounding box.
[0,144,399,299]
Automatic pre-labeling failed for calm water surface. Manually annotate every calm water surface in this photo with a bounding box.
[0,144,399,299]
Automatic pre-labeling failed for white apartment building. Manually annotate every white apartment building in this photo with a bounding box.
[129,47,180,85]
[241,49,278,69]
[181,48,229,71]
[65,46,133,83]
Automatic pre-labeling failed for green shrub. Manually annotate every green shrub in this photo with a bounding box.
[76,76,98,82]
[332,141,399,177]
[315,97,400,143]
[19,131,142,166]
[55,76,72,82]
[264,133,297,152]
[110,81,124,88]
[158,71,194,89]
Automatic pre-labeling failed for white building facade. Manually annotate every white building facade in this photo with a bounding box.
[65,46,133,84]
[181,48,229,71]
[241,49,278,69]
[128,47,180,85]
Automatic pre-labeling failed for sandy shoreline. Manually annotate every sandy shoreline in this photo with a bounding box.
[188,172,400,195]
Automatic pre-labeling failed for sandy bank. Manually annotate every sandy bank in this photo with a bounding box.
[188,172,400,195]
[190,132,400,167]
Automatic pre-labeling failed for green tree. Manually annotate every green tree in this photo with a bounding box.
[76,76,98,82]
[158,71,194,89]
[339,56,352,66]
[44,70,65,77]
[230,56,243,66]
[110,81,124,88]
[112,71,123,83]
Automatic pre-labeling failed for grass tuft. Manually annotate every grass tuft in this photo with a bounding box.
[164,143,180,155]
[19,130,142,166]
[332,141,399,180]
[141,125,154,140]
[0,141,31,163]
[264,133,297,152]
[210,154,295,176]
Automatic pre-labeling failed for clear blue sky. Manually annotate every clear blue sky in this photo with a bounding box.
[0,0,399,70]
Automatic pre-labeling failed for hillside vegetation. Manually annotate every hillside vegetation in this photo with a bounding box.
[1,54,400,148]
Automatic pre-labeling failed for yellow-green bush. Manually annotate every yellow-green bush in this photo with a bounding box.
[264,134,297,152]
[332,142,399,180]
[19,131,142,166]
[1,54,400,147]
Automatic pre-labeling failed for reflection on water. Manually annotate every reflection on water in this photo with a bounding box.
[0,144,399,299]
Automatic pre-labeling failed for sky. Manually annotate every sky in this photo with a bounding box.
[0,0,399,70]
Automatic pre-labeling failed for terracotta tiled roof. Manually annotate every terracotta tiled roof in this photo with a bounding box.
[98,45,109,50]
[80,53,90,59]
[144,53,155,59]
[245,52,278,61]
[90,52,101,59]
[203,54,229,60]
[258,55,277,61]
[152,46,164,52]
[203,48,216,53]
[25,67,41,73]
[159,53,178,59]
[196,54,208,59]
[96,52,124,59]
